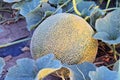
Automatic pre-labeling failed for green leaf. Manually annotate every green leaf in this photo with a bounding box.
[90,8,105,28]
[113,60,120,72]
[35,53,62,79]
[25,3,56,30]
[116,0,120,7]
[0,58,5,74]
[3,0,22,3]
[12,0,41,17]
[36,53,62,70]
[58,0,69,5]
[65,62,96,80]
[25,6,43,31]
[77,0,96,17]
[89,66,118,80]
[48,0,59,4]
[62,0,73,13]
[93,9,120,45]
[60,0,97,16]
[48,0,73,13]
[5,58,37,80]
[5,53,62,80]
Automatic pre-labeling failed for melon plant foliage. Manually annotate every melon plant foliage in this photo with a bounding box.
[5,54,62,80]
[64,62,96,80]
[12,0,41,17]
[113,60,120,72]
[94,9,120,45]
[24,3,56,30]
[89,66,118,80]
[113,60,120,80]
[3,0,105,31]
[0,58,5,75]
[116,0,120,7]
[1,0,120,80]
[2,54,120,80]
[65,61,120,80]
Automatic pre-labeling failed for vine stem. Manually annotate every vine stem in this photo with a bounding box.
[106,63,115,67]
[112,44,117,61]
[52,0,71,15]
[72,0,81,16]
[106,0,111,9]
[0,38,31,48]
[103,7,119,12]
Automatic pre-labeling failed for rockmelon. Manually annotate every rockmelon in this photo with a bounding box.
[30,13,98,64]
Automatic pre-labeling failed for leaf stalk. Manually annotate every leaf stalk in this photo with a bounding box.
[0,38,31,48]
[106,0,111,9]
[112,44,117,61]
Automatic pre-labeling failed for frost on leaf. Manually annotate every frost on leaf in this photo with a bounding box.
[64,62,96,80]
[76,0,96,17]
[89,66,118,80]
[12,0,41,17]
[25,3,56,31]
[93,9,120,44]
[113,59,120,72]
[5,53,62,80]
